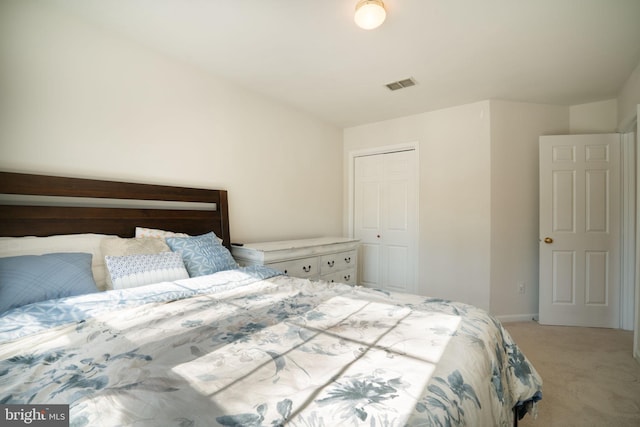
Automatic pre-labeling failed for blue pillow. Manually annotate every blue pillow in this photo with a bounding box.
[0,252,98,313]
[165,232,238,277]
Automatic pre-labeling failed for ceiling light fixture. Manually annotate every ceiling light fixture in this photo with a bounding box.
[354,0,387,30]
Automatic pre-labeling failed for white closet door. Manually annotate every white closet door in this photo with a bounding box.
[354,150,418,293]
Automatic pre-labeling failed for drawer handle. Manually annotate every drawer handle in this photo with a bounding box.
[327,260,335,267]
[344,274,351,281]
[303,265,312,273]
[344,257,351,263]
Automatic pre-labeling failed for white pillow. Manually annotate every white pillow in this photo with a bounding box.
[135,226,223,244]
[0,234,110,291]
[100,237,171,289]
[135,227,188,238]
[105,252,189,289]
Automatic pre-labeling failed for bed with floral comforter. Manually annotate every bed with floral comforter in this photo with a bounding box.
[0,266,541,426]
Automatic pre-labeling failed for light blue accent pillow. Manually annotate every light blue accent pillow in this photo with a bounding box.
[0,252,98,313]
[105,252,189,289]
[166,232,238,277]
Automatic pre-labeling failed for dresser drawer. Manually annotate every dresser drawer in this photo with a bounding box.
[322,268,357,285]
[269,257,318,279]
[320,250,357,275]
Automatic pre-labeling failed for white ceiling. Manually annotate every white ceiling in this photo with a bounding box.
[49,0,640,128]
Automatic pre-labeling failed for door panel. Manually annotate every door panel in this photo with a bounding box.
[539,134,620,327]
[552,251,574,304]
[586,170,608,231]
[552,171,574,231]
[361,182,381,229]
[585,251,607,305]
[360,243,379,284]
[386,244,408,289]
[387,180,408,230]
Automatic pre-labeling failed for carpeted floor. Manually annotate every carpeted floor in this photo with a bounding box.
[504,321,640,427]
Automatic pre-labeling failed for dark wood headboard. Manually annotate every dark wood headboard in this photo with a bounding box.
[0,172,231,249]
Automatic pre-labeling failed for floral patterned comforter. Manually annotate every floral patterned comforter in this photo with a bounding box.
[0,266,542,426]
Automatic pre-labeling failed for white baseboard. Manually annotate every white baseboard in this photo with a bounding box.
[495,314,539,323]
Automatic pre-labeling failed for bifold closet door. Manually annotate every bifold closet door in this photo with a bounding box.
[354,149,418,293]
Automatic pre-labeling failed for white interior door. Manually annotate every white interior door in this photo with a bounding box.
[354,149,418,293]
[539,134,621,327]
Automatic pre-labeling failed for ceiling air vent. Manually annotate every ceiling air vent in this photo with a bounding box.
[385,77,417,91]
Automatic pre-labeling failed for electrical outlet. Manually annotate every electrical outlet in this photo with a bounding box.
[518,282,525,294]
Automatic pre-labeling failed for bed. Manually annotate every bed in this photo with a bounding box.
[0,171,542,426]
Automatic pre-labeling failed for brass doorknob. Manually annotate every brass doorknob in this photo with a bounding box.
[544,237,553,244]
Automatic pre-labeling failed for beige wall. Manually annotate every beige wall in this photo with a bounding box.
[615,62,639,356]
[344,100,570,316]
[344,101,493,310]
[570,99,618,133]
[344,96,631,319]
[636,104,640,362]
[618,60,640,131]
[0,0,344,243]
[489,100,569,320]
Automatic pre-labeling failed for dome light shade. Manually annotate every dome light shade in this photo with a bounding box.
[354,0,386,30]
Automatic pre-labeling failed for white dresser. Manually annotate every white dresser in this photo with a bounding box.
[231,237,359,285]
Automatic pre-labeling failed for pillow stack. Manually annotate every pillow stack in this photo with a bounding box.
[0,228,238,314]
[103,229,236,289]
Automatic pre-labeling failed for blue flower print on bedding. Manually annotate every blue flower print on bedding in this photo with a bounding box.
[416,370,481,426]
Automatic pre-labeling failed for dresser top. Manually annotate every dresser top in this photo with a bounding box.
[231,237,359,263]
[236,237,357,252]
